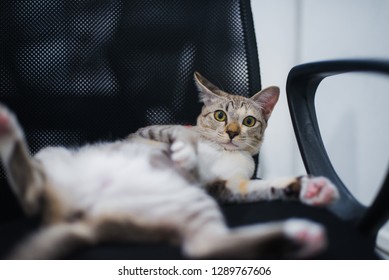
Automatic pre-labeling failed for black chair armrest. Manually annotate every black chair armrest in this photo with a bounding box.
[286,59,389,236]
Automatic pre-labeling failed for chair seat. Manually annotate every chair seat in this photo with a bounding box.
[0,202,378,260]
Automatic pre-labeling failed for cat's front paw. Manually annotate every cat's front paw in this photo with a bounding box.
[170,140,197,171]
[283,218,327,258]
[299,176,339,206]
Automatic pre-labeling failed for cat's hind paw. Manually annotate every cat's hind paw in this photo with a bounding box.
[299,176,339,206]
[283,218,327,258]
[0,105,12,135]
[0,104,23,141]
[170,140,197,171]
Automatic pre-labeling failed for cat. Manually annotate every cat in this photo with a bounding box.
[0,72,339,259]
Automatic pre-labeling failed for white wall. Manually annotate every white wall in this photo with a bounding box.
[251,0,389,255]
[251,0,303,179]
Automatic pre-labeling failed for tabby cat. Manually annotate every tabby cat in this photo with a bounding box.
[0,72,338,259]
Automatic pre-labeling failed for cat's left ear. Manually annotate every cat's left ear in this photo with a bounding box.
[251,86,280,121]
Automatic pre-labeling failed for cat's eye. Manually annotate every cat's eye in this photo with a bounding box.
[242,116,256,127]
[214,110,227,122]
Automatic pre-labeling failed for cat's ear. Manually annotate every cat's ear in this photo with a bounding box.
[194,72,226,105]
[251,86,280,121]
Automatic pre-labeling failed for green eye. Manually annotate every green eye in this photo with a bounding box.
[242,116,256,127]
[214,110,227,122]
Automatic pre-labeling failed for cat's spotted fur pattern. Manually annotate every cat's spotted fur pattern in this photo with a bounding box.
[0,72,338,259]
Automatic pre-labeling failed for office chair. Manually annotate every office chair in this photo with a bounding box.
[0,0,381,259]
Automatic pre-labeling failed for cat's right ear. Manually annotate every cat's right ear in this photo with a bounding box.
[251,86,280,122]
[194,72,225,105]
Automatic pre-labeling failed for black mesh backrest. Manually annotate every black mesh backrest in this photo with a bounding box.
[0,0,261,218]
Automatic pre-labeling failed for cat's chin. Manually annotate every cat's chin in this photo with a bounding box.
[221,141,241,151]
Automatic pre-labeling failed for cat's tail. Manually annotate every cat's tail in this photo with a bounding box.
[7,222,95,259]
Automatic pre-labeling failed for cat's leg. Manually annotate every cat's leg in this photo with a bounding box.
[206,176,339,206]
[0,104,46,215]
[176,189,327,259]
[8,222,95,259]
[182,217,326,259]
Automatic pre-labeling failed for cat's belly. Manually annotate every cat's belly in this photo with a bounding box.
[35,142,206,222]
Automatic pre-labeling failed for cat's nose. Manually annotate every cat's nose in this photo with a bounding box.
[227,130,239,140]
[226,122,240,140]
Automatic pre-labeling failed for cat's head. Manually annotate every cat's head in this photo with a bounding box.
[194,72,279,155]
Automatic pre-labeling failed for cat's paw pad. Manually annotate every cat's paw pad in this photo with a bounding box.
[170,140,197,171]
[0,105,22,139]
[300,176,339,206]
[283,218,327,258]
[0,107,12,135]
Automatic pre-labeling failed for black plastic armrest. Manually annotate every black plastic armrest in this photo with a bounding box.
[286,59,389,236]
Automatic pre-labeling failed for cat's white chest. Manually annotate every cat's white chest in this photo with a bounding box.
[197,142,255,182]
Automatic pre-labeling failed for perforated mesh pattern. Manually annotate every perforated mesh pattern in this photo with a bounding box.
[26,130,84,155]
[10,0,121,97]
[0,0,261,182]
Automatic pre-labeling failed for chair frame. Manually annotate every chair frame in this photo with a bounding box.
[286,59,389,237]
